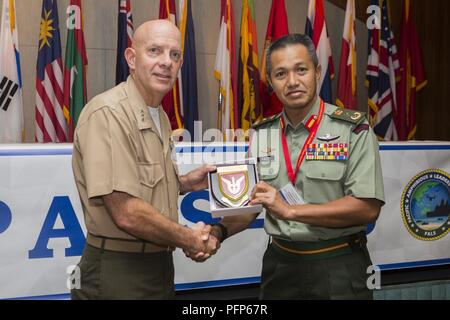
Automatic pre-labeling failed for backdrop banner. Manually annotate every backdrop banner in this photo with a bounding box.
[0,142,449,299]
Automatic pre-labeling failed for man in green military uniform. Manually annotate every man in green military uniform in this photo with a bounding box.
[204,34,385,299]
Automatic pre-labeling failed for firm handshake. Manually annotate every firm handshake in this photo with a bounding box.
[183,222,221,263]
[183,181,290,262]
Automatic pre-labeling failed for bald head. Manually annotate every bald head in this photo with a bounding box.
[124,19,183,106]
[132,19,181,49]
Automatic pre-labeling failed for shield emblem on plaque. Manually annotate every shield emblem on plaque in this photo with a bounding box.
[215,165,250,207]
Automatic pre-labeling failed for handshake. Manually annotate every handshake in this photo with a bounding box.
[183,222,222,262]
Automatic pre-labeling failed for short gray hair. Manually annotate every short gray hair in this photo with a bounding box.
[265,34,319,80]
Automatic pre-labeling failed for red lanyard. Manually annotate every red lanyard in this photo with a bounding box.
[280,99,325,185]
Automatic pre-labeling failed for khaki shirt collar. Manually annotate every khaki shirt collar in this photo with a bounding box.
[125,75,155,131]
[282,97,321,133]
[124,76,170,153]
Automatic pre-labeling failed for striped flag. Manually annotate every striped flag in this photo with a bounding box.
[116,0,133,84]
[366,0,400,141]
[35,0,66,143]
[238,0,261,131]
[395,0,427,140]
[0,0,23,143]
[159,0,183,131]
[214,0,238,135]
[260,0,288,118]
[63,0,88,142]
[179,0,198,137]
[336,0,357,110]
[305,0,334,103]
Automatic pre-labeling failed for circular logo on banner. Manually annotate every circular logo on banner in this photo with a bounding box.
[401,169,450,241]
[0,201,12,234]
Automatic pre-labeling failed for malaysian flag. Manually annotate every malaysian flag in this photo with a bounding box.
[366,0,400,140]
[306,0,334,103]
[116,0,133,84]
[35,0,66,142]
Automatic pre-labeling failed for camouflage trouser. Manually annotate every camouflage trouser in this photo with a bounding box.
[71,244,175,300]
[259,239,373,300]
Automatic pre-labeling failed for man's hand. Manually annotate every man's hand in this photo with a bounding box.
[183,222,221,262]
[249,182,292,220]
[180,165,216,193]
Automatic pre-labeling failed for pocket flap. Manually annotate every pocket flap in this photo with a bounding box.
[138,162,164,187]
[305,161,345,181]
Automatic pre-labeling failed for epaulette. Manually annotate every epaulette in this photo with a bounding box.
[251,113,282,129]
[329,108,366,125]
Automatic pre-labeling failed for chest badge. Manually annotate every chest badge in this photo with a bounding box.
[306,143,348,161]
[317,133,340,142]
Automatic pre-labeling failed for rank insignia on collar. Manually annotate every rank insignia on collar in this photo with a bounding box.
[306,143,348,161]
[317,133,340,142]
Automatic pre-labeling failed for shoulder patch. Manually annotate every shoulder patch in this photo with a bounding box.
[252,113,282,129]
[329,108,366,125]
[352,123,370,135]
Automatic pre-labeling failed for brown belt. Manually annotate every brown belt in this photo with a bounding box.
[86,233,174,253]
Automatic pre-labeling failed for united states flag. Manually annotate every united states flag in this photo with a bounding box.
[366,0,400,140]
[35,0,66,142]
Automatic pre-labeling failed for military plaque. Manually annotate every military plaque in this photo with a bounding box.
[208,159,263,217]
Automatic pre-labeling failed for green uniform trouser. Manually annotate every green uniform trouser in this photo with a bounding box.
[71,244,175,300]
[259,240,373,300]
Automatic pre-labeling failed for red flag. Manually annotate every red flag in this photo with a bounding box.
[395,0,427,140]
[260,0,289,118]
[159,0,183,130]
[336,0,357,109]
